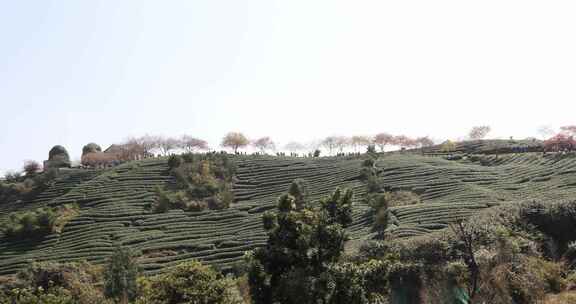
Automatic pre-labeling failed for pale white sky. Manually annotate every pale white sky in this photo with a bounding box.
[1,1,576,174]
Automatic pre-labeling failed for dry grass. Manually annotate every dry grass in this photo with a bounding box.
[544,291,576,304]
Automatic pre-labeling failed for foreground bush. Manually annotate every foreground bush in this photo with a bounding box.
[359,200,576,303]
[137,260,241,304]
[0,260,112,304]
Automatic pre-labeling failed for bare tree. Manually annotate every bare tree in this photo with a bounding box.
[560,125,576,137]
[140,135,161,156]
[180,135,209,153]
[158,137,179,156]
[322,136,338,155]
[351,136,372,152]
[450,220,481,302]
[416,136,434,149]
[306,139,323,155]
[252,137,275,154]
[82,152,118,167]
[23,160,41,176]
[284,142,305,153]
[221,132,249,153]
[537,125,555,140]
[373,133,394,152]
[334,136,350,153]
[469,126,491,140]
[393,135,411,149]
[118,138,144,161]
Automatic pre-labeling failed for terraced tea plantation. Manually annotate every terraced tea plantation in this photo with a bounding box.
[1,150,576,276]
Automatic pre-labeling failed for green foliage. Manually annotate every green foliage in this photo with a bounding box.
[323,260,389,304]
[248,185,355,304]
[288,178,309,210]
[137,260,241,304]
[3,207,57,238]
[47,145,71,169]
[13,260,109,304]
[359,157,382,194]
[154,153,237,213]
[320,187,354,227]
[314,149,321,157]
[104,246,140,302]
[167,154,183,169]
[2,204,78,239]
[0,287,75,304]
[49,145,70,161]
[0,168,59,205]
[366,144,376,154]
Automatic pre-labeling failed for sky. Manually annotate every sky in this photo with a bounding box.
[1,0,576,174]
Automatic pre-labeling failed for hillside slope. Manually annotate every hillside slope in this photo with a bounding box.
[1,151,576,276]
[0,156,369,275]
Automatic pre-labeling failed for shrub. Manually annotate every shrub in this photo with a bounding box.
[16,260,108,304]
[137,260,241,304]
[154,153,236,213]
[323,260,390,304]
[167,154,183,169]
[3,208,56,239]
[0,287,75,304]
[2,204,79,239]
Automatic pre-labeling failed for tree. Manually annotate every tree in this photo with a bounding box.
[322,136,339,155]
[538,125,555,139]
[248,184,354,304]
[104,246,139,304]
[450,220,481,302]
[46,145,71,169]
[157,137,179,156]
[252,137,275,153]
[288,178,309,210]
[334,136,350,153]
[139,135,161,156]
[543,134,576,152]
[560,125,576,137]
[138,261,240,304]
[416,136,434,150]
[373,133,394,152]
[48,145,70,161]
[351,136,372,153]
[23,161,41,176]
[393,135,412,149]
[441,140,457,153]
[284,142,305,153]
[117,138,144,161]
[221,132,249,153]
[81,152,118,167]
[180,135,209,153]
[469,126,491,140]
[82,143,102,156]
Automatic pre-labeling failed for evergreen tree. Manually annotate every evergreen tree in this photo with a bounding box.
[248,181,354,304]
[104,246,139,303]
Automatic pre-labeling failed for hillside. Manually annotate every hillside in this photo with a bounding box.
[2,143,576,277]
